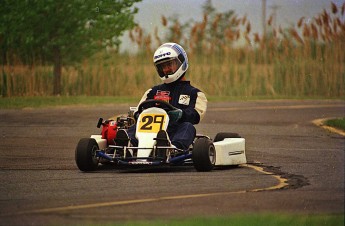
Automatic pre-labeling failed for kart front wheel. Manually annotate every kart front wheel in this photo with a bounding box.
[192,137,215,172]
[75,138,99,171]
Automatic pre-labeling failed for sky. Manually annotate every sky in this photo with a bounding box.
[120,0,344,52]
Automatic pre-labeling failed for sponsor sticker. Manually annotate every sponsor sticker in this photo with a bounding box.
[154,90,171,103]
[178,95,190,105]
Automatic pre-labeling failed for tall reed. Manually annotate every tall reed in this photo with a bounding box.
[1,2,344,98]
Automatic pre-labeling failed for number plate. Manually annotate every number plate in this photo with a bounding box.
[138,114,168,133]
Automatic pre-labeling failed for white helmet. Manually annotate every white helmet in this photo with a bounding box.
[153,42,188,84]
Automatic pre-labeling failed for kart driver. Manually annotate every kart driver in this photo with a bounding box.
[116,42,207,152]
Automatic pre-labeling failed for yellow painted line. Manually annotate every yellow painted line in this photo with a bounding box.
[312,118,345,137]
[10,163,288,216]
[243,163,288,191]
[18,191,248,215]
[28,198,158,214]
[208,104,343,112]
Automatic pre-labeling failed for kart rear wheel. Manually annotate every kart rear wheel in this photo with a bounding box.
[75,138,99,171]
[214,132,241,142]
[192,137,215,172]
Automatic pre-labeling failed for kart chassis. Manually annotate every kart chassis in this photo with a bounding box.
[75,100,246,172]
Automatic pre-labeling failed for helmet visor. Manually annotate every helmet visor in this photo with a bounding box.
[155,58,182,78]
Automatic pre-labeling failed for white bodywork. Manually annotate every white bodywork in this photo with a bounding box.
[213,138,246,166]
[91,135,107,149]
[90,106,246,166]
[135,107,169,158]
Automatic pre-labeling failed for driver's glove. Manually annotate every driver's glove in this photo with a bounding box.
[168,109,183,122]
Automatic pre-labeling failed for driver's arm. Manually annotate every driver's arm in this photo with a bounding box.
[180,91,207,124]
[136,88,152,108]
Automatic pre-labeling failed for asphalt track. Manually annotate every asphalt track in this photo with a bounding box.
[0,99,344,225]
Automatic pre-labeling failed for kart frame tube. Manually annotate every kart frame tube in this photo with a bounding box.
[96,148,192,165]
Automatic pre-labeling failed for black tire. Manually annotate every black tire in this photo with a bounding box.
[75,138,99,172]
[214,132,241,142]
[192,137,215,172]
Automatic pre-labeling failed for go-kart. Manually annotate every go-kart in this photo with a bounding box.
[75,100,246,172]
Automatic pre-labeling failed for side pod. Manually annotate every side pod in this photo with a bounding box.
[213,138,246,166]
[90,135,108,150]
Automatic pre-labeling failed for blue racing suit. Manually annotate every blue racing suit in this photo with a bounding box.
[128,80,207,150]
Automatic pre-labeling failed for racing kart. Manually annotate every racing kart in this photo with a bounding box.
[75,100,246,172]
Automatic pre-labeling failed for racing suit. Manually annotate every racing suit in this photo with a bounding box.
[127,80,207,150]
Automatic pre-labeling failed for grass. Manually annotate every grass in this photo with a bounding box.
[325,117,345,132]
[80,214,344,226]
[1,95,341,109]
[0,96,139,109]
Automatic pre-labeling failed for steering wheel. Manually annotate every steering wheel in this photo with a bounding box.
[137,99,177,114]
